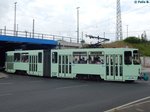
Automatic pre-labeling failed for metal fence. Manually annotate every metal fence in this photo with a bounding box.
[141,57,150,67]
[0,28,77,43]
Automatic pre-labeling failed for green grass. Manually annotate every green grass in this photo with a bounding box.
[132,43,150,56]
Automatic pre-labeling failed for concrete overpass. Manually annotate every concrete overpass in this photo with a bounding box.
[0,29,77,69]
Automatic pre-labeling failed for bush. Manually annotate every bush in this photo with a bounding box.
[124,37,141,43]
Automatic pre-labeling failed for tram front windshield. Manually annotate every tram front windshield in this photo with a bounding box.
[133,50,140,65]
[124,50,140,65]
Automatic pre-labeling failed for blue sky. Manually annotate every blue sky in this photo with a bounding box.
[0,0,150,43]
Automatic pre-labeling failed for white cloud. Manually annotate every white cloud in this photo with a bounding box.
[0,0,150,43]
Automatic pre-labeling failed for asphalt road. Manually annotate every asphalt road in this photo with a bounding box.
[0,73,150,112]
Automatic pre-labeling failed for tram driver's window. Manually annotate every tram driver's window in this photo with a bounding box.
[124,51,132,65]
[133,50,140,65]
[52,52,58,63]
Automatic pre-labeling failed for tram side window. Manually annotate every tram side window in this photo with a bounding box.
[133,50,140,65]
[124,51,132,65]
[38,52,42,63]
[52,52,58,63]
[21,53,28,62]
[106,55,109,65]
[120,55,123,65]
[73,52,87,64]
[14,53,20,62]
[88,51,104,64]
[110,55,113,65]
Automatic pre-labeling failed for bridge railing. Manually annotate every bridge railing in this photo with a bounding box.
[0,29,77,43]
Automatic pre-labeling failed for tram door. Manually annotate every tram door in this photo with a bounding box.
[58,55,72,78]
[106,55,123,81]
[29,55,38,75]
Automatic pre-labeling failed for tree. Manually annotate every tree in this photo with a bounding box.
[141,31,147,42]
[124,36,141,43]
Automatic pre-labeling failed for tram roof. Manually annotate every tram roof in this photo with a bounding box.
[52,47,138,51]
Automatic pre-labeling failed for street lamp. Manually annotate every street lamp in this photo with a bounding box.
[14,2,17,36]
[127,25,128,38]
[76,7,80,43]
[32,19,35,38]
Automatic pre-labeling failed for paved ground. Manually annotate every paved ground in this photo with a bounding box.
[0,72,8,79]
[0,72,150,112]
[105,68,150,112]
[0,68,150,112]
[105,97,150,112]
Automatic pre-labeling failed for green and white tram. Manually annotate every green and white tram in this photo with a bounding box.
[5,48,142,82]
[51,48,141,81]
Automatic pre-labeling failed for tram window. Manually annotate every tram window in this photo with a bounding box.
[116,66,118,76]
[88,51,104,64]
[120,66,123,76]
[124,51,132,65]
[106,55,109,65]
[73,52,87,64]
[32,56,34,63]
[52,52,58,63]
[69,55,72,64]
[110,55,113,65]
[69,55,72,74]
[115,55,118,65]
[35,56,37,63]
[59,55,61,73]
[59,55,61,64]
[66,56,68,64]
[133,50,140,65]
[14,53,20,62]
[38,52,42,63]
[62,56,65,64]
[21,53,28,62]
[120,55,122,65]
